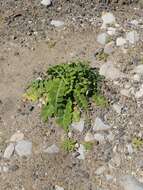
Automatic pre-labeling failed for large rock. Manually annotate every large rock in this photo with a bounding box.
[120,175,143,190]
[97,33,109,45]
[15,140,32,157]
[93,117,111,131]
[99,62,123,80]
[43,144,59,154]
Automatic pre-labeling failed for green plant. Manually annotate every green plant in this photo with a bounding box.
[61,138,76,152]
[95,51,109,62]
[92,94,108,108]
[24,61,104,132]
[83,142,93,151]
[132,137,143,149]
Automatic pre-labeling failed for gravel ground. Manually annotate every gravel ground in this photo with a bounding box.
[0,1,143,190]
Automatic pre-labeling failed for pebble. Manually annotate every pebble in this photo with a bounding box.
[116,37,126,46]
[126,31,139,44]
[126,144,133,154]
[10,131,24,142]
[94,133,105,142]
[3,143,15,159]
[99,62,123,80]
[107,27,116,36]
[120,175,143,190]
[51,20,64,27]
[77,144,86,160]
[71,119,84,132]
[84,132,94,142]
[41,0,52,6]
[112,103,122,114]
[55,185,64,190]
[15,140,32,157]
[133,65,143,75]
[101,12,116,29]
[97,33,109,45]
[95,166,106,175]
[43,144,59,154]
[104,41,115,54]
[135,85,143,98]
[93,117,111,131]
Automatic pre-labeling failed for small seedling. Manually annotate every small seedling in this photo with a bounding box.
[95,51,109,62]
[132,137,143,149]
[61,138,76,152]
[83,142,93,151]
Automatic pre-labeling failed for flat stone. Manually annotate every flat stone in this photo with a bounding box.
[15,140,32,157]
[41,0,52,6]
[3,143,15,159]
[116,37,126,46]
[43,144,59,154]
[112,103,122,114]
[126,31,139,44]
[84,132,94,142]
[77,144,86,160]
[107,27,116,36]
[99,62,123,80]
[93,117,111,131]
[71,119,84,133]
[101,12,116,29]
[51,20,64,27]
[10,131,24,142]
[97,33,109,45]
[104,41,115,54]
[119,175,143,190]
[55,185,64,190]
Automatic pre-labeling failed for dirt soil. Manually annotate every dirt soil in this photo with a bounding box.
[0,1,143,190]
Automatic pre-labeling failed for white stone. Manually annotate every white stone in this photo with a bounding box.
[10,131,24,142]
[101,12,116,29]
[120,89,131,97]
[93,117,111,131]
[126,144,133,154]
[51,20,64,27]
[116,37,126,46]
[15,140,32,157]
[130,19,139,26]
[94,133,105,142]
[99,62,123,80]
[77,144,86,160]
[133,65,143,75]
[84,132,94,142]
[126,31,139,44]
[55,185,64,190]
[135,85,143,98]
[133,74,140,81]
[97,33,109,45]
[41,0,52,6]
[120,175,143,190]
[104,41,115,54]
[112,103,122,114]
[71,119,84,132]
[95,166,106,175]
[43,144,59,154]
[107,27,116,36]
[3,143,15,159]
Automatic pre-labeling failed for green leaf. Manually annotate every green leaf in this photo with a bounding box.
[92,94,108,108]
[72,109,80,122]
[41,104,54,122]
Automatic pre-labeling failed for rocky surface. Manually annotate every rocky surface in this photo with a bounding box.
[0,1,143,190]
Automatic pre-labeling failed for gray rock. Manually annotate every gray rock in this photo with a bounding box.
[133,65,143,75]
[3,143,15,159]
[97,33,109,45]
[71,119,84,133]
[77,144,86,160]
[93,117,111,131]
[112,103,122,114]
[15,140,32,157]
[120,175,143,190]
[95,166,106,175]
[116,37,126,46]
[104,41,115,54]
[41,0,52,6]
[51,20,64,27]
[99,62,123,80]
[126,31,139,44]
[43,144,59,154]
[101,12,116,29]
[135,85,143,98]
